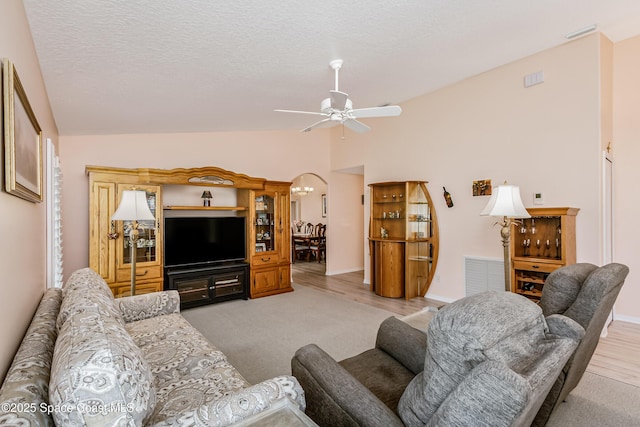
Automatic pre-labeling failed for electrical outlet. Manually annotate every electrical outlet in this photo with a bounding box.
[533,192,544,205]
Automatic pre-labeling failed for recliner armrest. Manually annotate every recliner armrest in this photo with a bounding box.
[115,290,181,323]
[376,316,428,375]
[546,313,585,341]
[292,344,404,427]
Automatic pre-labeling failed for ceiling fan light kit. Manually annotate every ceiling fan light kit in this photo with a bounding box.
[275,59,402,133]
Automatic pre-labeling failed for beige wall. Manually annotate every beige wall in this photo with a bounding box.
[326,171,365,274]
[59,130,343,276]
[612,35,640,322]
[0,0,59,379]
[332,35,632,311]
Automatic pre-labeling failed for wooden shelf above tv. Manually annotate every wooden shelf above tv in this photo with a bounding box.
[164,206,248,211]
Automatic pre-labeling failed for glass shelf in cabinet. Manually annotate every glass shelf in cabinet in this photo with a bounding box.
[373,201,404,205]
[407,255,432,261]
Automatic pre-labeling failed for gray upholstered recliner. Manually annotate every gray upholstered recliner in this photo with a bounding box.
[533,262,629,426]
[292,291,583,427]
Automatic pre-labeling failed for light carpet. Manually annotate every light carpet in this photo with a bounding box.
[182,283,397,384]
[183,283,640,426]
[546,371,640,426]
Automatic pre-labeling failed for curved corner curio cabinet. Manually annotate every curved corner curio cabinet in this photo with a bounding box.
[369,181,439,300]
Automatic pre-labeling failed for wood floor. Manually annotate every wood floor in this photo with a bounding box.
[292,263,640,388]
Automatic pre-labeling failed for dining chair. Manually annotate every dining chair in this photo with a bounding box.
[304,222,314,235]
[292,228,311,263]
[309,224,326,263]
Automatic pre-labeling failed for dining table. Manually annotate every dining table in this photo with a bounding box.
[292,233,318,262]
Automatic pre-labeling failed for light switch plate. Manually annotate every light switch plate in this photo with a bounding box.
[524,71,544,88]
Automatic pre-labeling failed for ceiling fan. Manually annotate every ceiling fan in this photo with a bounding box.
[275,59,402,133]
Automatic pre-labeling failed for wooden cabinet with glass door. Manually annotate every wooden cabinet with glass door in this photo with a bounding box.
[369,181,439,300]
[245,182,292,298]
[87,167,163,297]
[510,207,578,301]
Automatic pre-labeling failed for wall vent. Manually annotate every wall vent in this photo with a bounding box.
[464,256,504,296]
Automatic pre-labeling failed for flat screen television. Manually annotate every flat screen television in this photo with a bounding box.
[164,216,246,267]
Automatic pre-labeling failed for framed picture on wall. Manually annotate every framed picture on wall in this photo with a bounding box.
[322,193,327,218]
[3,58,43,203]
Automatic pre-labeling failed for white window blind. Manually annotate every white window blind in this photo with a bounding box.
[46,138,63,288]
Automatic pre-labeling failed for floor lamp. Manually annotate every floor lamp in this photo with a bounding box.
[480,183,531,292]
[112,190,155,296]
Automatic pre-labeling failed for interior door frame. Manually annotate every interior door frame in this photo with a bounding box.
[602,149,614,332]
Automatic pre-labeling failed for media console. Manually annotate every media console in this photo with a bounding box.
[164,262,249,309]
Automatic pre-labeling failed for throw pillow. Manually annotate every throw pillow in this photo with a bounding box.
[49,305,156,426]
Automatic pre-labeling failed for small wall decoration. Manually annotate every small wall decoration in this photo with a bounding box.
[321,193,327,217]
[3,58,43,202]
[472,179,492,196]
[443,187,454,208]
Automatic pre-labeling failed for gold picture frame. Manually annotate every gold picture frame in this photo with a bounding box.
[3,58,43,203]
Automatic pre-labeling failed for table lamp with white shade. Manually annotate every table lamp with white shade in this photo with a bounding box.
[480,183,531,292]
[111,190,155,296]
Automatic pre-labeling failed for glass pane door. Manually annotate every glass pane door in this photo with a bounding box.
[255,194,276,252]
[119,186,159,265]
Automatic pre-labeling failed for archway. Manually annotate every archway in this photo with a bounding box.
[291,173,327,273]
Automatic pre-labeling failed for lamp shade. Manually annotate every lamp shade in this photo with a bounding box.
[480,184,531,218]
[111,190,155,221]
[201,191,212,199]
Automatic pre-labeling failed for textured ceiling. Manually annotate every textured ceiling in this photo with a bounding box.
[22,0,640,135]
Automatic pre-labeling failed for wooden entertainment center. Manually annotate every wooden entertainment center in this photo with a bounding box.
[86,166,293,305]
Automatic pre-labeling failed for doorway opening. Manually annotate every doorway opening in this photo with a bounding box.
[291,173,327,274]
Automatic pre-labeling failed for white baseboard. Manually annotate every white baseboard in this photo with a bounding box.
[325,267,364,276]
[424,293,456,304]
[613,314,640,324]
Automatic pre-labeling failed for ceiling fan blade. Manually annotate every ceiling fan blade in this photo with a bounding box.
[330,90,349,111]
[301,118,339,133]
[350,105,402,118]
[343,118,371,133]
[275,109,329,117]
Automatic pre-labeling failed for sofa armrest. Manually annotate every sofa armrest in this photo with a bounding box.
[116,290,181,323]
[545,313,586,341]
[376,316,428,375]
[151,375,304,427]
[425,360,530,427]
[291,343,404,427]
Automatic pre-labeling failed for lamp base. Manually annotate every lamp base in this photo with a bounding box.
[499,216,512,292]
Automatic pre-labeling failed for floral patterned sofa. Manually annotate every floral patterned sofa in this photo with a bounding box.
[0,268,305,426]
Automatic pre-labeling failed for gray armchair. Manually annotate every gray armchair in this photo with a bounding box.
[533,262,629,426]
[292,316,425,427]
[293,291,583,427]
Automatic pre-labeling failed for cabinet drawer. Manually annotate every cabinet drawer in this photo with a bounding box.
[251,253,279,267]
[513,261,559,274]
[112,281,163,298]
[117,265,162,282]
